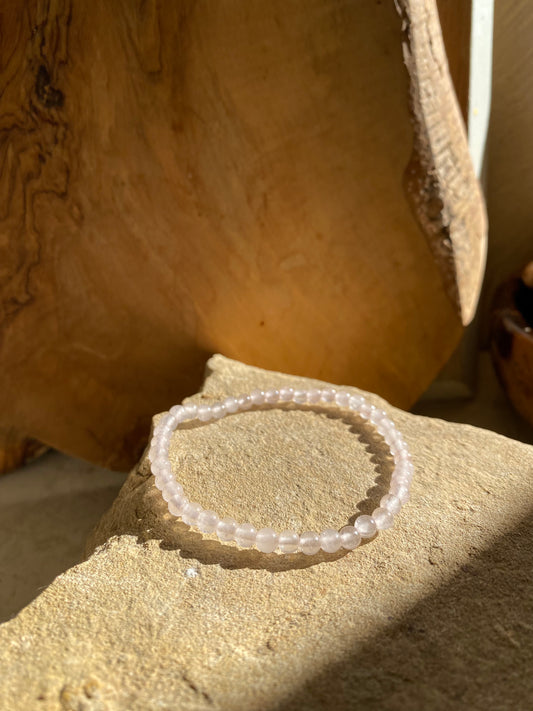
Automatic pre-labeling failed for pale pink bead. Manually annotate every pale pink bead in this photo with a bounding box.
[279,387,294,401]
[210,403,225,419]
[319,529,341,553]
[320,388,337,402]
[372,507,394,530]
[168,493,189,516]
[216,517,238,542]
[380,493,402,515]
[161,481,183,501]
[182,502,203,526]
[197,509,220,533]
[355,515,377,538]
[183,403,198,418]
[299,531,321,555]
[223,396,239,413]
[293,389,307,404]
[389,483,410,504]
[349,395,365,411]
[335,391,351,407]
[250,389,266,405]
[237,394,252,410]
[339,525,361,550]
[264,389,280,404]
[197,405,212,422]
[255,528,278,553]
[307,388,322,403]
[235,523,257,548]
[278,530,299,554]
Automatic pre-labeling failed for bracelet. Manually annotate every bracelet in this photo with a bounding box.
[149,387,413,555]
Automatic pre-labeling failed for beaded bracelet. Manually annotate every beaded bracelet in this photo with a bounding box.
[149,387,413,555]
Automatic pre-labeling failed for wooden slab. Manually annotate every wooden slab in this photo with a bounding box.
[0,0,486,470]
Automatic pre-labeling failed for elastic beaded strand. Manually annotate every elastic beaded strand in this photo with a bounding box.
[149,387,412,555]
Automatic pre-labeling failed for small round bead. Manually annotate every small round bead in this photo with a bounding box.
[279,387,294,401]
[389,483,410,504]
[182,502,203,526]
[169,404,185,419]
[161,480,184,499]
[380,493,402,515]
[349,395,365,411]
[210,403,225,419]
[293,389,308,404]
[255,528,278,553]
[299,531,321,555]
[197,405,213,422]
[335,391,351,407]
[355,515,377,538]
[264,389,280,404]
[235,523,257,548]
[319,529,341,553]
[237,394,253,410]
[278,530,299,554]
[372,507,394,530]
[307,388,322,404]
[339,525,361,550]
[223,396,239,413]
[369,408,387,424]
[183,403,198,419]
[168,493,189,516]
[216,517,238,542]
[197,509,220,533]
[250,389,266,405]
[321,388,337,402]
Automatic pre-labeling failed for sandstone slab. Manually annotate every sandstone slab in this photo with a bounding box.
[1,355,532,710]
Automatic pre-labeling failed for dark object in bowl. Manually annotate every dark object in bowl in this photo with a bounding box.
[491,263,533,427]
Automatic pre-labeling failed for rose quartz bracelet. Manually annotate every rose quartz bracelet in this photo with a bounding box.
[148,387,413,555]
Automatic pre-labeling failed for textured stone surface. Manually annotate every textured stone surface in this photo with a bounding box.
[1,354,533,710]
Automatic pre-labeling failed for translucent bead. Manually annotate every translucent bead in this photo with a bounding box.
[380,493,402,515]
[210,404,225,419]
[216,517,238,542]
[369,408,387,425]
[250,389,266,405]
[197,405,213,422]
[278,530,299,554]
[372,507,394,530]
[335,391,351,407]
[319,529,341,553]
[183,403,198,419]
[197,509,220,533]
[223,396,239,413]
[293,389,308,404]
[161,481,183,501]
[389,483,410,504]
[307,388,322,403]
[339,525,361,550]
[264,389,280,404]
[169,404,185,419]
[255,528,278,553]
[355,515,377,538]
[321,388,337,402]
[182,502,203,526]
[237,394,252,410]
[299,531,321,555]
[279,387,294,401]
[235,523,257,548]
[154,474,172,491]
[168,494,189,517]
[348,395,365,411]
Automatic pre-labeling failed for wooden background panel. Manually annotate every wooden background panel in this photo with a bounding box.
[0,0,485,470]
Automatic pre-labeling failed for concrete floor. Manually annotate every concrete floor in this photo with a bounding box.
[0,354,531,623]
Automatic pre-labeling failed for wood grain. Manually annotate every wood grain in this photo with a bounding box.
[0,0,486,470]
